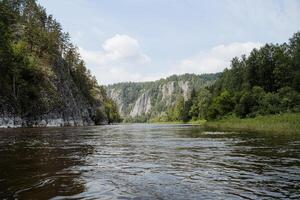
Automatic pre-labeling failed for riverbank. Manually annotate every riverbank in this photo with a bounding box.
[148,113,300,134]
[204,113,300,134]
[147,119,205,125]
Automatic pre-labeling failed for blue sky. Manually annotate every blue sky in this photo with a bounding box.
[38,0,300,85]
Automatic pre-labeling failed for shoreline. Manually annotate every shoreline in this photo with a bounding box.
[204,114,300,134]
[149,113,300,134]
[1,113,299,134]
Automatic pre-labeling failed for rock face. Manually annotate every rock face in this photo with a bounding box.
[0,0,112,128]
[106,73,220,120]
[161,81,175,104]
[108,88,124,114]
[130,91,151,117]
[178,81,190,101]
[0,59,107,128]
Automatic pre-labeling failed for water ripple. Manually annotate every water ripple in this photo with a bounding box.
[0,124,299,199]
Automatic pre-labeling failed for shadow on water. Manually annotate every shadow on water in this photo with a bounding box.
[0,127,93,199]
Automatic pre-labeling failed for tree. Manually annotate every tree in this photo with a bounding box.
[0,0,122,124]
[174,96,184,121]
[207,90,234,119]
[189,89,212,120]
[206,32,300,120]
[289,32,300,92]
[278,87,300,112]
[273,44,293,90]
[104,99,121,124]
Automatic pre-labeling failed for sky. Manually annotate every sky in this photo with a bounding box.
[38,0,300,85]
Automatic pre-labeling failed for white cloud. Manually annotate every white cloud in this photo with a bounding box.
[80,34,150,66]
[79,34,151,84]
[81,40,263,84]
[80,34,263,84]
[172,42,262,75]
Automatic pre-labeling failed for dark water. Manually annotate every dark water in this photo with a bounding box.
[0,124,299,199]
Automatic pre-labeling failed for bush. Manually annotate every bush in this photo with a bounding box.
[259,93,281,115]
[95,106,108,124]
[235,91,258,118]
[278,87,300,112]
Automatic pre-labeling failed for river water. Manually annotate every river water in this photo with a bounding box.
[0,124,299,199]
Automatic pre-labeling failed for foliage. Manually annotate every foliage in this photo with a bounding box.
[0,0,120,123]
[167,96,189,121]
[104,99,122,124]
[108,31,300,124]
[106,73,220,122]
[205,113,300,134]
[188,32,300,121]
[189,89,211,120]
[207,90,235,119]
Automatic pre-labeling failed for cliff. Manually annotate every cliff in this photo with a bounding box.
[0,58,111,128]
[0,1,120,127]
[106,73,219,121]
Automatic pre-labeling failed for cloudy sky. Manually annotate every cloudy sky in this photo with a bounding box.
[38,0,300,85]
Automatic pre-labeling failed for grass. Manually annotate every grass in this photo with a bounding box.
[146,113,300,134]
[148,119,206,125]
[187,119,206,125]
[148,120,184,124]
[204,113,300,134]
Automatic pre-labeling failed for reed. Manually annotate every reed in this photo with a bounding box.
[204,113,300,134]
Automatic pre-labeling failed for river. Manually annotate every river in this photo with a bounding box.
[0,124,299,199]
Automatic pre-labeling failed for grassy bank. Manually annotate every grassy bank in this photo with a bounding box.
[204,113,300,134]
[148,120,184,124]
[148,113,300,134]
[148,119,206,125]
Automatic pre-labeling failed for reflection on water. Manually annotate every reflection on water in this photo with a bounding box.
[0,124,299,199]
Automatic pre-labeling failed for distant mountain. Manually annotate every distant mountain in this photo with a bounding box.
[106,73,220,122]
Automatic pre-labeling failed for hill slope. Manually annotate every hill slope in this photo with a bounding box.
[106,73,220,122]
[0,0,120,127]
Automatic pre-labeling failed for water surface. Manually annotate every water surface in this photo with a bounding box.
[0,124,299,199]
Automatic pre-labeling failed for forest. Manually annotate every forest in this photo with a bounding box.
[166,32,300,123]
[1,0,299,127]
[106,73,220,122]
[0,0,121,125]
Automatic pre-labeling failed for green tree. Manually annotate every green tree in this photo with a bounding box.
[189,89,212,120]
[278,87,300,112]
[104,99,121,124]
[208,90,234,119]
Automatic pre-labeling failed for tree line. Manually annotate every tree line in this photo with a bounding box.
[107,73,219,122]
[0,0,121,123]
[165,32,300,122]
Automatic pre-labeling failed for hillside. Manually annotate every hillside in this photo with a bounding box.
[0,0,120,127]
[107,32,300,125]
[204,32,300,120]
[106,73,220,122]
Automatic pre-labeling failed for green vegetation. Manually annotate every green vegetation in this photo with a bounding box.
[162,32,300,129]
[204,113,300,134]
[107,73,220,122]
[202,33,300,120]
[0,0,120,124]
[142,32,300,133]
[3,0,297,129]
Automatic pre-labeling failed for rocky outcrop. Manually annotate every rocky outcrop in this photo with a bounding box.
[0,115,93,128]
[161,81,175,105]
[178,81,190,101]
[0,0,111,128]
[106,73,220,120]
[107,88,124,114]
[0,59,107,128]
[130,91,151,117]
